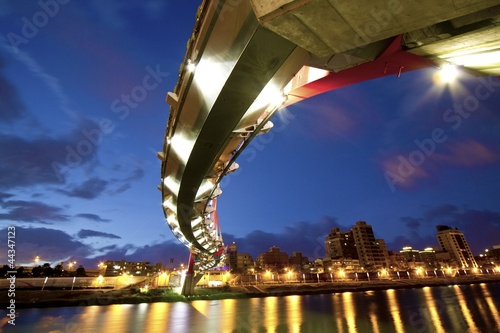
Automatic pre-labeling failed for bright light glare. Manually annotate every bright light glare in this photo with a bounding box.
[163,176,180,195]
[186,59,196,72]
[447,50,500,68]
[254,85,283,111]
[436,63,459,84]
[170,133,193,165]
[195,179,214,200]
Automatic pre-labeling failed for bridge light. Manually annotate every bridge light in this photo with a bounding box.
[195,179,214,201]
[435,62,459,84]
[271,94,287,110]
[163,176,180,195]
[191,216,203,229]
[445,50,500,70]
[193,228,204,238]
[170,133,193,165]
[186,59,196,72]
[162,197,176,212]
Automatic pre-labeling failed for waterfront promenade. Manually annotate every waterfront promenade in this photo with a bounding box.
[4,275,500,309]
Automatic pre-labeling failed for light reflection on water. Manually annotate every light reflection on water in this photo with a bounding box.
[5,282,500,333]
[422,287,445,333]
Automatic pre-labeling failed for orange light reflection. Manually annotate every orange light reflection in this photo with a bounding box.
[480,284,500,324]
[285,295,302,333]
[342,292,357,333]
[422,287,445,333]
[386,289,404,333]
[453,285,479,331]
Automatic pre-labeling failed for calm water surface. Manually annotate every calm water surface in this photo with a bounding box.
[5,282,500,333]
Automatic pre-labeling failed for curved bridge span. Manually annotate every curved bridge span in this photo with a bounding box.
[159,0,500,281]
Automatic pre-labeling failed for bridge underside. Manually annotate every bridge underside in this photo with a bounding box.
[250,0,500,76]
[160,0,500,284]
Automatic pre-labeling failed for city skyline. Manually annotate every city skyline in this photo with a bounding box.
[1,2,500,269]
[10,219,496,270]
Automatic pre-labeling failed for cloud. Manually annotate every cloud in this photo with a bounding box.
[0,200,69,223]
[223,216,346,260]
[89,0,167,29]
[77,229,121,239]
[125,167,144,181]
[114,241,189,264]
[386,232,438,252]
[0,192,14,202]
[391,205,500,253]
[423,204,459,222]
[0,227,92,264]
[75,213,111,223]
[400,216,422,230]
[0,41,71,111]
[0,57,26,122]
[0,118,103,190]
[97,244,119,252]
[108,166,144,195]
[57,177,108,199]
[0,226,184,268]
[382,156,429,189]
[381,139,500,191]
[434,140,499,167]
[87,241,188,268]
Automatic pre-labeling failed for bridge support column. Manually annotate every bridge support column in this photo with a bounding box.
[181,253,196,296]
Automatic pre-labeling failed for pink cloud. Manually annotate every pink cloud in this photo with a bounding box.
[433,140,499,167]
[382,139,499,191]
[382,157,429,190]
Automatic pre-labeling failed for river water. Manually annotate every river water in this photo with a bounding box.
[4,282,500,333]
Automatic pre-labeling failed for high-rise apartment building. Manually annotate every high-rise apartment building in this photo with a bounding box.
[436,225,477,268]
[419,247,438,269]
[324,228,358,259]
[226,242,254,272]
[226,242,238,271]
[351,221,388,269]
[256,246,290,270]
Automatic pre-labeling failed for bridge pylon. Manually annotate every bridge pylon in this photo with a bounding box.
[181,253,201,296]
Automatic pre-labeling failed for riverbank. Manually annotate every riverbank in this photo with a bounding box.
[5,275,500,309]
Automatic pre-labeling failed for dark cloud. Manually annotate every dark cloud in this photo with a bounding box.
[125,167,144,181]
[112,183,131,194]
[117,241,188,264]
[88,241,189,268]
[423,204,459,222]
[400,216,422,230]
[75,213,111,223]
[0,200,69,223]
[0,118,102,190]
[394,205,500,253]
[453,209,500,253]
[387,231,438,252]
[0,227,91,264]
[0,226,182,268]
[108,166,144,194]
[97,244,119,252]
[0,58,26,122]
[0,192,14,202]
[223,216,345,260]
[77,229,121,239]
[57,177,108,199]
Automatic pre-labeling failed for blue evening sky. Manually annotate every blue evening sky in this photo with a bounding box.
[1,1,499,268]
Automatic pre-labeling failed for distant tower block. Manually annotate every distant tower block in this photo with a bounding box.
[436,225,477,268]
